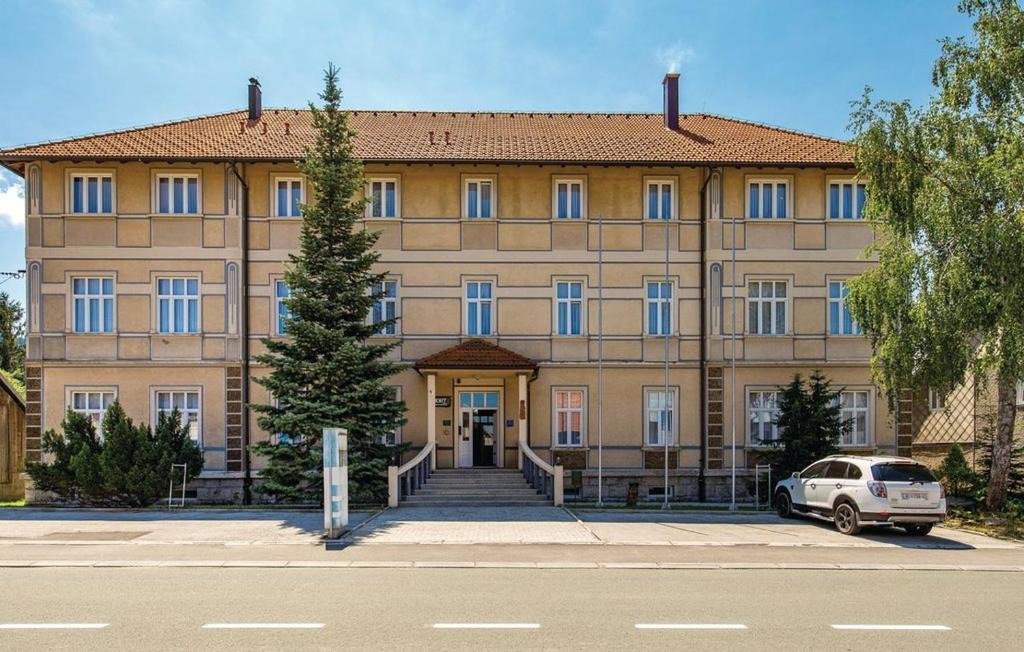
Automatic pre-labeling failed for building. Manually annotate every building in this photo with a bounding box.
[0,75,903,503]
[0,372,26,501]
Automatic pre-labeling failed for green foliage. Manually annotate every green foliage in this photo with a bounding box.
[0,368,24,399]
[0,292,24,384]
[25,402,203,506]
[973,416,1024,501]
[936,443,976,498]
[251,64,407,504]
[761,371,849,479]
[846,0,1024,510]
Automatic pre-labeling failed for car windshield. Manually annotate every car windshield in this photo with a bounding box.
[871,463,936,483]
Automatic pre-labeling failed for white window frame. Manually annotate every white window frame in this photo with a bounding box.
[67,388,116,438]
[274,279,291,336]
[153,387,202,445]
[827,176,868,220]
[463,177,495,219]
[745,177,791,220]
[645,280,673,336]
[272,176,304,218]
[837,389,871,447]
[644,179,676,220]
[643,386,678,447]
[67,170,115,215]
[1017,381,1024,406]
[552,387,586,448]
[366,177,400,218]
[554,280,584,336]
[271,396,302,445]
[464,279,494,336]
[748,389,781,446]
[828,280,862,336]
[370,278,399,336]
[553,178,586,220]
[156,276,201,334]
[928,389,946,412]
[153,172,202,215]
[748,280,788,336]
[71,276,115,334]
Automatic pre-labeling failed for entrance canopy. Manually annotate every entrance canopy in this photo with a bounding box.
[414,339,537,373]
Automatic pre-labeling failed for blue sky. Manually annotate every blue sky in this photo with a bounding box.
[0,0,972,308]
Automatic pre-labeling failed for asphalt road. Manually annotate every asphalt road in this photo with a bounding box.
[2,567,1022,651]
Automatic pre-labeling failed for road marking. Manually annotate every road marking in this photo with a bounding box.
[832,624,951,631]
[636,623,748,630]
[0,623,109,630]
[433,623,540,630]
[202,623,324,629]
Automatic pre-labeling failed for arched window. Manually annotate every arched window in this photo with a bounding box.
[709,263,722,335]
[225,262,239,335]
[705,171,721,220]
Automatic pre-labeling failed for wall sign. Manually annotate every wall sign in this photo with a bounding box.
[506,419,515,428]
[435,396,452,408]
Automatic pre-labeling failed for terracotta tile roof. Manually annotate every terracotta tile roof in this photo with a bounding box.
[415,339,537,370]
[0,109,854,167]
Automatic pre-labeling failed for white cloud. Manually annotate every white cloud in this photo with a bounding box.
[0,181,25,228]
[656,42,696,74]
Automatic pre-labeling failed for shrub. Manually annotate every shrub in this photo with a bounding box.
[761,371,848,480]
[936,443,975,499]
[26,402,203,506]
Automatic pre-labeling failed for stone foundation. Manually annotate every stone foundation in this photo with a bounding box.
[563,469,759,504]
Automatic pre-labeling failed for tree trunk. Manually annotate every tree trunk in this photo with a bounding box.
[985,375,1018,512]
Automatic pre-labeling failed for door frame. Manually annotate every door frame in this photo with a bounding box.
[455,387,504,469]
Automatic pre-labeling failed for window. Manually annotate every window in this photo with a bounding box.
[838,390,870,446]
[645,181,674,220]
[155,390,201,444]
[801,461,829,479]
[275,280,291,336]
[380,386,403,445]
[367,178,398,218]
[747,179,789,219]
[553,389,585,447]
[70,390,115,436]
[828,281,861,336]
[828,179,867,220]
[644,388,676,446]
[465,179,493,219]
[823,461,850,479]
[929,389,945,412]
[646,281,672,336]
[70,173,113,214]
[271,396,301,445]
[749,390,780,444]
[870,463,936,483]
[556,281,583,336]
[72,277,114,333]
[748,280,787,335]
[1017,381,1024,406]
[709,263,723,335]
[157,278,199,334]
[156,173,199,214]
[371,279,398,336]
[275,178,303,217]
[465,281,493,336]
[554,179,584,219]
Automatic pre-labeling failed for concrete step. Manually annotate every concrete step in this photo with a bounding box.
[401,498,552,507]
[423,479,531,487]
[430,469,521,475]
[412,490,542,497]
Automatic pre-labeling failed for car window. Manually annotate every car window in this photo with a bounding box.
[846,464,863,480]
[871,463,936,482]
[802,461,829,479]
[823,461,849,479]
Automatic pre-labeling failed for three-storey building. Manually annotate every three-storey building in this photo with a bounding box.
[1,75,900,502]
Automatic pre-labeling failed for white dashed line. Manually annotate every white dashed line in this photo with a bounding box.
[0,623,109,630]
[433,623,541,630]
[636,623,748,630]
[202,623,324,629]
[831,624,951,631]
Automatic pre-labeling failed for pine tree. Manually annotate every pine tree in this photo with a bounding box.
[251,64,406,504]
[764,371,848,479]
[0,292,24,384]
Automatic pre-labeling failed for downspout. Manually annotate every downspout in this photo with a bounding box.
[229,161,252,505]
[697,166,716,503]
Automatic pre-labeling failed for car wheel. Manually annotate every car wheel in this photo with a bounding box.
[833,501,861,535]
[776,491,794,518]
[904,524,933,536]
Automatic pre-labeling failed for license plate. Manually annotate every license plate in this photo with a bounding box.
[901,491,928,500]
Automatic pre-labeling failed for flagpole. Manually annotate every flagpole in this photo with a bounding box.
[596,212,604,507]
[730,214,738,511]
[663,207,670,510]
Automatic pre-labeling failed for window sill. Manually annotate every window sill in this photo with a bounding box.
[63,213,116,219]
[551,446,588,452]
[67,332,117,337]
[150,213,203,219]
[641,445,681,451]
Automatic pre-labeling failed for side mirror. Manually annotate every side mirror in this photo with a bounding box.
[791,472,801,479]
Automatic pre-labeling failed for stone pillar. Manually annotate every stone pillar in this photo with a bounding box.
[426,372,437,470]
[517,372,528,470]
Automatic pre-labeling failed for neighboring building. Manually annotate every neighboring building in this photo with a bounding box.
[1,75,901,503]
[0,372,26,501]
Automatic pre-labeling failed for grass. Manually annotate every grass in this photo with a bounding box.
[0,499,25,508]
[944,505,1024,541]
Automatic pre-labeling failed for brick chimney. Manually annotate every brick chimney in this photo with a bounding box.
[248,78,262,121]
[662,73,679,131]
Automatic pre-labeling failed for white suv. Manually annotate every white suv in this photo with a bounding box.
[774,455,946,535]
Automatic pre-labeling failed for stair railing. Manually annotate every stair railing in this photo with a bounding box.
[519,439,564,506]
[387,442,435,508]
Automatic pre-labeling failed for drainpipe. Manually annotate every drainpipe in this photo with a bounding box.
[229,162,252,505]
[697,167,717,503]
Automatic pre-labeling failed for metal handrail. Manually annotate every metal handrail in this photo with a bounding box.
[387,442,434,508]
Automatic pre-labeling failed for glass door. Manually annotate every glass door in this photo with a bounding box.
[458,391,500,467]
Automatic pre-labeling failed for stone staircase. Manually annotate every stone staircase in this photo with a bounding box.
[401,468,551,507]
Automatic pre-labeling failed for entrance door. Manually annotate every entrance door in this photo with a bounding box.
[458,391,500,467]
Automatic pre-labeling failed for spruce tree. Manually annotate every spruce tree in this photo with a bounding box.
[765,371,848,479]
[251,64,406,504]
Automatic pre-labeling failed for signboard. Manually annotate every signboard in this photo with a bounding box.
[505,419,514,428]
[435,396,452,408]
[322,427,349,539]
